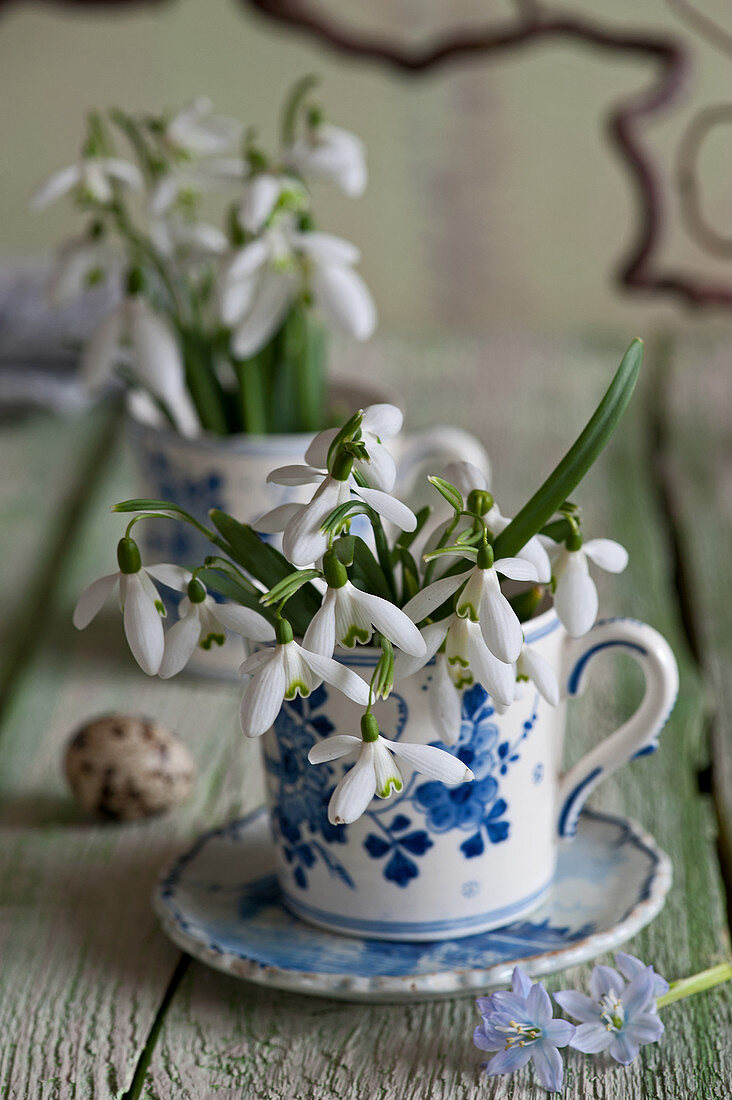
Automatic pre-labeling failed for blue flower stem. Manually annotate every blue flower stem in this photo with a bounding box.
[656,961,732,1009]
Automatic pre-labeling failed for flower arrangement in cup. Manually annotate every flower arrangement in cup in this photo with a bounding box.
[31,78,375,437]
[75,340,643,826]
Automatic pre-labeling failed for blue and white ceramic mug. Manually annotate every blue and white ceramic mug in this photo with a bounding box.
[262,609,678,941]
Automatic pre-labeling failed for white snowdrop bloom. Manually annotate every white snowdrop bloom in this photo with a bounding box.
[309,715,474,825]
[237,173,306,234]
[159,574,275,679]
[303,550,426,657]
[257,458,416,568]
[47,234,117,307]
[551,538,629,637]
[284,123,367,197]
[304,403,403,493]
[516,644,560,707]
[165,97,242,157]
[149,158,245,217]
[403,548,538,664]
[238,620,371,738]
[150,215,228,259]
[220,225,376,359]
[73,543,188,676]
[30,156,142,210]
[81,296,200,438]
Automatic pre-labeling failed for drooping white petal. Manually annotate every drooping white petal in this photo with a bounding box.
[281,480,344,567]
[354,485,416,531]
[429,654,463,744]
[285,124,367,197]
[402,572,465,624]
[225,237,272,283]
[304,426,337,469]
[301,646,372,705]
[303,590,337,656]
[213,604,275,641]
[494,557,539,583]
[466,622,516,707]
[239,647,274,676]
[145,563,191,591]
[393,620,449,680]
[121,573,165,676]
[480,585,524,664]
[83,161,113,203]
[455,569,484,620]
[73,572,119,629]
[327,747,377,824]
[101,158,143,191]
[308,734,362,764]
[294,231,361,266]
[519,646,560,706]
[554,553,598,637]
[238,173,282,233]
[372,739,404,798]
[219,271,257,328]
[361,403,403,439]
[231,272,295,359]
[239,651,286,736]
[388,738,474,786]
[79,305,124,390]
[159,608,203,678]
[128,301,201,439]
[312,263,376,340]
[30,163,82,210]
[583,538,629,574]
[356,441,397,493]
[266,464,324,486]
[333,585,373,648]
[167,97,241,156]
[353,588,427,656]
[255,502,305,534]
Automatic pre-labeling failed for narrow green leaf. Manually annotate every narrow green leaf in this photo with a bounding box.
[196,568,277,624]
[349,538,392,602]
[428,476,464,514]
[321,500,369,535]
[260,568,322,607]
[493,338,643,559]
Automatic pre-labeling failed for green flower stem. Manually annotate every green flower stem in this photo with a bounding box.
[493,338,643,560]
[656,962,732,1009]
[280,74,319,147]
[233,351,269,435]
[295,309,327,434]
[180,330,229,436]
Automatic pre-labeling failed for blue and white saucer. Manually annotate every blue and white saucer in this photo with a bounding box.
[154,808,671,1003]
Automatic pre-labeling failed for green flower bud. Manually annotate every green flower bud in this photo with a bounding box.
[477,543,495,570]
[117,537,141,574]
[566,530,583,552]
[361,713,380,743]
[275,618,294,645]
[187,577,206,604]
[467,489,494,516]
[323,549,348,589]
[331,451,354,482]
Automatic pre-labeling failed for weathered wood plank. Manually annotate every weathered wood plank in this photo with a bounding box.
[139,336,732,1099]
[0,420,267,1099]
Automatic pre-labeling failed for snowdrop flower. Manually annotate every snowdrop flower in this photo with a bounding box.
[395,616,515,741]
[239,619,371,737]
[47,232,117,306]
[165,97,242,157]
[516,643,560,706]
[73,540,187,676]
[550,536,629,637]
[159,574,275,679]
[283,121,366,197]
[237,172,305,234]
[258,451,416,568]
[304,403,403,493]
[555,953,668,1065]
[474,967,575,1093]
[309,714,474,825]
[81,293,200,438]
[30,155,142,210]
[149,214,228,259]
[220,225,376,359]
[303,549,426,657]
[149,158,244,218]
[404,546,538,664]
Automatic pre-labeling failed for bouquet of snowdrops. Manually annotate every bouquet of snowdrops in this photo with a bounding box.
[32,77,375,437]
[74,341,642,825]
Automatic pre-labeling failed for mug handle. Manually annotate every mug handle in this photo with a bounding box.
[556,618,679,839]
[396,426,491,493]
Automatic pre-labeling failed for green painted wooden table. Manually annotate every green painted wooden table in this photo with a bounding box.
[0,333,730,1099]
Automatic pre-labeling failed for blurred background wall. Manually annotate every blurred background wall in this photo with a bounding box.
[3,0,732,337]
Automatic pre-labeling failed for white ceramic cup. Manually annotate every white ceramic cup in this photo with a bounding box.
[126,375,490,676]
[261,610,678,941]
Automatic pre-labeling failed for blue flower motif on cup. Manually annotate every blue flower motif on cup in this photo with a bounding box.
[264,686,355,891]
[142,448,226,568]
[363,814,434,888]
